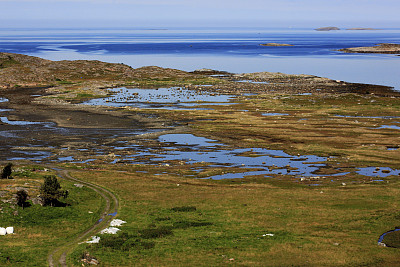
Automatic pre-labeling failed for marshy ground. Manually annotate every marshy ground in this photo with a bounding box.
[0,53,399,266]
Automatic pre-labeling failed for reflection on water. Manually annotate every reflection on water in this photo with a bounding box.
[108,133,400,180]
[335,114,400,119]
[378,125,400,130]
[0,116,45,126]
[84,87,236,109]
[262,113,289,116]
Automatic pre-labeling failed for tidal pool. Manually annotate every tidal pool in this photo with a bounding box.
[335,115,400,119]
[125,134,329,179]
[236,80,269,84]
[111,133,400,180]
[84,87,236,109]
[262,113,289,116]
[378,125,400,130]
[1,117,46,126]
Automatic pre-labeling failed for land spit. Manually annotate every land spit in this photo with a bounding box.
[338,43,400,54]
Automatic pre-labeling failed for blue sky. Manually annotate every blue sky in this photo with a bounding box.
[1,0,399,28]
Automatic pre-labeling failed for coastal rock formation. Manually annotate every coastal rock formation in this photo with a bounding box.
[338,43,400,54]
[315,27,340,31]
[346,28,379,30]
[260,43,294,47]
[0,52,198,89]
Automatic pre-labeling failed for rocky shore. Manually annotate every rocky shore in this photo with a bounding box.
[1,52,398,98]
[338,43,400,54]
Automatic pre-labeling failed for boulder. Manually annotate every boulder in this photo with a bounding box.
[0,227,6,235]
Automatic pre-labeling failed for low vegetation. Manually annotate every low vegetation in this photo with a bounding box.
[66,167,400,266]
[0,165,104,266]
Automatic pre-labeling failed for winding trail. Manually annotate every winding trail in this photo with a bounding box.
[47,167,119,267]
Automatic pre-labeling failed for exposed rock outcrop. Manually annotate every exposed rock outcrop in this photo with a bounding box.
[315,27,340,31]
[338,43,400,54]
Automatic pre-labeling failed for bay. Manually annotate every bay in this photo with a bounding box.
[0,27,399,90]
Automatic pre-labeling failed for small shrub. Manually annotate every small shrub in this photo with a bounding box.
[100,233,155,251]
[172,221,213,229]
[170,206,197,212]
[138,226,173,239]
[16,190,28,208]
[1,163,13,179]
[155,216,171,221]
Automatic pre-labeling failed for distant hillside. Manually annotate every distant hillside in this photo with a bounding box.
[0,52,195,89]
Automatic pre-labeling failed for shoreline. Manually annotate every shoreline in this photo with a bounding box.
[338,43,400,54]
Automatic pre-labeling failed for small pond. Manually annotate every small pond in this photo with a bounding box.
[84,87,237,109]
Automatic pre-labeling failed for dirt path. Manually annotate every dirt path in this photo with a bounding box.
[47,167,119,267]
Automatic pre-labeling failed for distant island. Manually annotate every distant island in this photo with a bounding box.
[259,43,294,47]
[315,27,379,31]
[338,43,400,54]
[346,28,379,30]
[315,27,340,31]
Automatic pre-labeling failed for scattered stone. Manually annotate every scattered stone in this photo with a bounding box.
[74,183,84,188]
[109,219,126,227]
[31,197,44,206]
[378,242,387,247]
[262,233,274,237]
[85,236,100,244]
[81,253,99,265]
[100,227,120,234]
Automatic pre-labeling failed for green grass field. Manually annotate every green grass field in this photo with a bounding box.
[67,167,400,266]
[0,167,105,266]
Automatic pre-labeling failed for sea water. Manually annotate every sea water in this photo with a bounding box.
[0,27,399,90]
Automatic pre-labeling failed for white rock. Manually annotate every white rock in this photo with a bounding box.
[0,228,6,236]
[262,233,274,237]
[86,236,101,244]
[109,219,126,227]
[6,227,13,234]
[100,227,120,234]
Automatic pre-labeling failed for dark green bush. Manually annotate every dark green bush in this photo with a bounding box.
[138,226,173,239]
[170,206,197,212]
[1,163,13,179]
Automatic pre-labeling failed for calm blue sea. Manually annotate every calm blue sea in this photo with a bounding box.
[1,27,399,90]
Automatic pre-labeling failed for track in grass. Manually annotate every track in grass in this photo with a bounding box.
[47,167,119,267]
